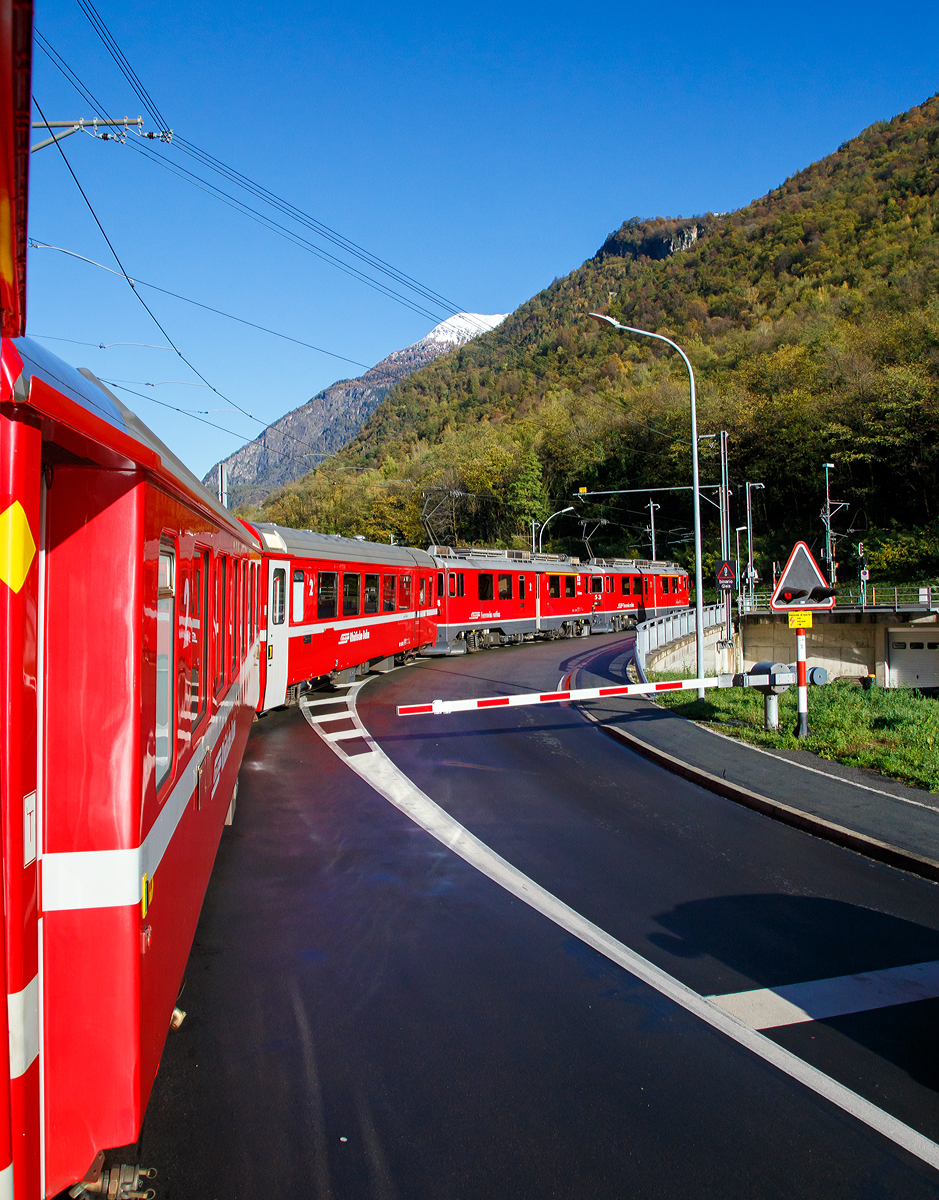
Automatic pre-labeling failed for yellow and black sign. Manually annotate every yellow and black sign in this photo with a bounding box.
[788,611,813,629]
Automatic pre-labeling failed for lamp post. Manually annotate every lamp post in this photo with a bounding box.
[647,499,660,559]
[538,506,575,553]
[589,313,705,697]
[735,525,747,615]
[745,481,764,607]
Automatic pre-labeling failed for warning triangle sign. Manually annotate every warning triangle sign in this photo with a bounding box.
[716,560,736,584]
[770,542,836,611]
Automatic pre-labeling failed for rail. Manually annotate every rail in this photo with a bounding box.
[634,603,726,675]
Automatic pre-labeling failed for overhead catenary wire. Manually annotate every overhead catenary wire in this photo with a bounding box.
[29,238,370,368]
[32,94,355,468]
[61,6,493,333]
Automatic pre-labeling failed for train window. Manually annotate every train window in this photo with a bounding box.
[478,573,494,601]
[910,642,925,650]
[155,542,175,790]
[230,561,239,677]
[249,562,256,642]
[605,576,612,592]
[662,577,670,594]
[621,577,629,595]
[419,577,426,606]
[343,574,361,616]
[566,576,576,598]
[400,573,412,610]
[455,572,465,597]
[548,575,560,598]
[272,567,287,625]
[449,574,456,597]
[317,572,338,619]
[242,562,248,659]
[364,574,380,614]
[892,642,907,649]
[438,572,444,599]
[519,575,526,602]
[644,576,650,594]
[214,557,227,696]
[292,568,305,623]
[191,551,208,727]
[590,577,603,594]
[382,574,396,612]
[498,573,512,600]
[929,643,939,650]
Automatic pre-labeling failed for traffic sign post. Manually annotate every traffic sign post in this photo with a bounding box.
[771,542,835,738]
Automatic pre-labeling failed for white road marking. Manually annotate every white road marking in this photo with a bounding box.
[709,960,939,1029]
[299,682,939,1172]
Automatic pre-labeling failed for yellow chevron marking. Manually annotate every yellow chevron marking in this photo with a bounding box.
[0,501,36,594]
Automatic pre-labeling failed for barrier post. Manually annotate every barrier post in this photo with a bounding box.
[795,626,809,739]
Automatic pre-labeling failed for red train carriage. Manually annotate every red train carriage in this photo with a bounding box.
[422,547,690,655]
[250,525,438,709]
[1,338,261,1198]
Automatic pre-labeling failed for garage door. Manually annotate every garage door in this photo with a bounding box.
[888,631,939,688]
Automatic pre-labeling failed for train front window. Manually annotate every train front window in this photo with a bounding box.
[155,543,175,790]
[478,574,494,601]
[318,572,338,619]
[497,573,512,600]
[364,574,379,614]
[382,574,396,612]
[293,569,305,622]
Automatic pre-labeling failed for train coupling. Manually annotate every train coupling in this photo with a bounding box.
[68,1153,157,1199]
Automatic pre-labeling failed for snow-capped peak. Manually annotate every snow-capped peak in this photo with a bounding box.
[417,312,507,349]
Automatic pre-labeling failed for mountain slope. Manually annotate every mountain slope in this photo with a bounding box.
[204,312,506,506]
[261,96,939,572]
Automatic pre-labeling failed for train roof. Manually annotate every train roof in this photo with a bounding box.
[4,337,260,551]
[252,523,436,568]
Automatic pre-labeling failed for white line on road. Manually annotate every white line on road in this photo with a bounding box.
[709,960,939,1029]
[299,683,939,1173]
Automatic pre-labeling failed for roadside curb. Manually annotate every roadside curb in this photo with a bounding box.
[575,701,939,885]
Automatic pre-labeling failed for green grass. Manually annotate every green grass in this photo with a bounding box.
[647,674,939,793]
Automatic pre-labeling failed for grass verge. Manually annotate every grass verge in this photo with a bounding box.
[647,673,939,793]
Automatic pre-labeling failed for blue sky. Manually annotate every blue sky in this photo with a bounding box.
[25,0,939,479]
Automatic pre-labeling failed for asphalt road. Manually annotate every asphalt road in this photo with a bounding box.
[135,633,939,1199]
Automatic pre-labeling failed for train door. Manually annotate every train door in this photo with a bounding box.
[535,573,542,630]
[263,559,290,708]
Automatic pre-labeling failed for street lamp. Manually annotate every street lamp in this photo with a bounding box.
[745,481,764,606]
[735,525,747,614]
[538,506,575,553]
[647,499,660,559]
[590,313,705,697]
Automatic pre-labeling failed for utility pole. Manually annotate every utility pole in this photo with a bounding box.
[820,462,847,586]
[719,431,732,642]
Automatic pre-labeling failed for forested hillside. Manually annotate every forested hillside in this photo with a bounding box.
[253,96,939,579]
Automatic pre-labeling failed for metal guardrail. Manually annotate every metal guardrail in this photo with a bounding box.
[635,603,725,673]
[739,585,939,613]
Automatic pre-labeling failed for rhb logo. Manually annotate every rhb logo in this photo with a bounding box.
[338,629,370,645]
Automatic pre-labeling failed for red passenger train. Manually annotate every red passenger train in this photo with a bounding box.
[0,8,690,1193]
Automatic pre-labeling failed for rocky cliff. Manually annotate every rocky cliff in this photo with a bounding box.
[203,312,506,507]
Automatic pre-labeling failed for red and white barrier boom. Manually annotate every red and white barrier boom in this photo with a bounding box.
[398,676,725,716]
[396,668,800,717]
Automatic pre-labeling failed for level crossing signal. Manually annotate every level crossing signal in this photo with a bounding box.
[770,542,837,611]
